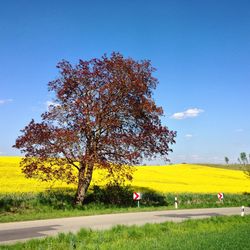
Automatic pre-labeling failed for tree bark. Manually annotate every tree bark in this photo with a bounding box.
[74,162,94,205]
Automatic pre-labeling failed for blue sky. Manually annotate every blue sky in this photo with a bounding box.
[0,0,250,163]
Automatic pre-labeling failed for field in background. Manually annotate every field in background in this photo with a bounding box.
[0,157,250,194]
[197,163,247,171]
[132,164,250,194]
[0,157,76,193]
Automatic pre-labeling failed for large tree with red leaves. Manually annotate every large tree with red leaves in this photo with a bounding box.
[14,53,176,205]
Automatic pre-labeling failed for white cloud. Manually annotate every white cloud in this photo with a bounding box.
[171,112,185,120]
[45,101,60,111]
[185,134,193,138]
[46,100,56,107]
[0,99,13,105]
[177,155,186,159]
[212,156,219,160]
[235,128,244,132]
[190,154,202,160]
[171,108,204,120]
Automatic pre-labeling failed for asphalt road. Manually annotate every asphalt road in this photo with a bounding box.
[0,207,249,245]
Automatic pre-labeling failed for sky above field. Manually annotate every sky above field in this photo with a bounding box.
[0,0,250,164]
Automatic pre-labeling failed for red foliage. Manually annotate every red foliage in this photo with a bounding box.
[14,53,176,204]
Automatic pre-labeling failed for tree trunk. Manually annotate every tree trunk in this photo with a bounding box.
[74,162,94,205]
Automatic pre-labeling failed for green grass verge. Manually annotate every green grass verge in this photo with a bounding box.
[1,215,250,250]
[1,188,249,223]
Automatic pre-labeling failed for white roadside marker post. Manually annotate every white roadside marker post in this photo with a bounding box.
[175,197,178,209]
[241,206,245,217]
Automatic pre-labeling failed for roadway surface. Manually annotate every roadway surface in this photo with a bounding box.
[0,207,249,245]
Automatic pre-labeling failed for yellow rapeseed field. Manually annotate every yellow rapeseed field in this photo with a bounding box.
[0,157,249,194]
[0,157,76,193]
[132,165,250,194]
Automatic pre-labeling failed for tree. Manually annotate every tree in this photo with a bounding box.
[238,158,242,165]
[244,153,250,178]
[14,53,176,205]
[240,152,248,165]
[224,156,229,165]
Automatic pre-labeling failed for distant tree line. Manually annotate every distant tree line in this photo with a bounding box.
[224,152,250,165]
[238,152,250,165]
[224,152,250,178]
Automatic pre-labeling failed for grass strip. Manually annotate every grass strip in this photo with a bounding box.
[1,215,250,250]
[0,190,250,222]
[1,191,249,223]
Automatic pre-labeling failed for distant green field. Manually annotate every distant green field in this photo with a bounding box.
[197,163,249,171]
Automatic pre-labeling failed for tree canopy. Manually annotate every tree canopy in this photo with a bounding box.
[14,53,176,204]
